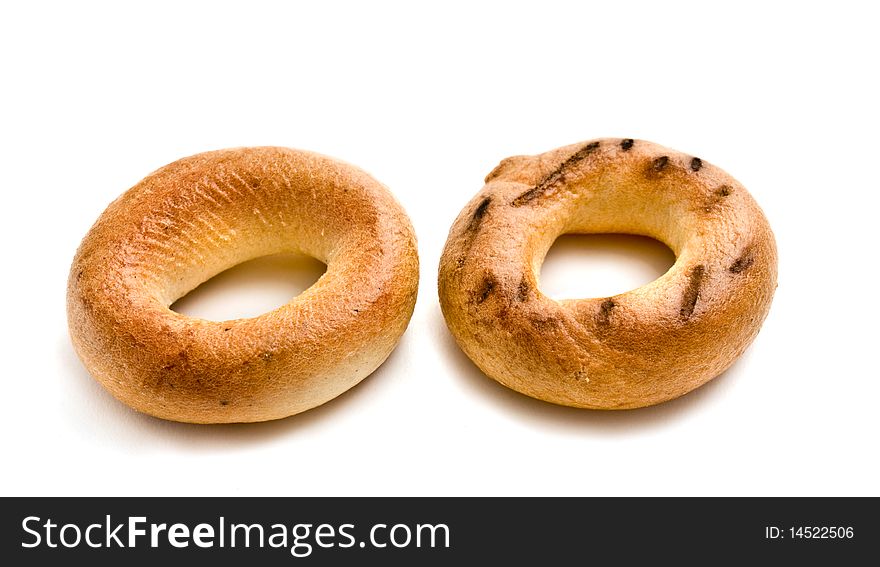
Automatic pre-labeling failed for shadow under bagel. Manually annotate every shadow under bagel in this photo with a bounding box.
[432,304,745,434]
[60,329,412,449]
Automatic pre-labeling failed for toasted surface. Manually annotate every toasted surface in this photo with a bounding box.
[438,138,777,409]
[68,147,419,423]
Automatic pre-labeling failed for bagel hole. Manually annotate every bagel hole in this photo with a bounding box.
[539,234,675,300]
[170,253,327,321]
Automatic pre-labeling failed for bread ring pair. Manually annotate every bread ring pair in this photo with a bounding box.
[68,140,776,422]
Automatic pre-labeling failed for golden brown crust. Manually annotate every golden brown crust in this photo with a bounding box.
[68,147,419,423]
[438,138,777,409]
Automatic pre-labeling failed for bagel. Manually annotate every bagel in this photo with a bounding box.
[438,138,777,409]
[68,147,419,423]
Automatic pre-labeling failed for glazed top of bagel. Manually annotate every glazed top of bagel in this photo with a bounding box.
[68,147,418,422]
[439,138,777,409]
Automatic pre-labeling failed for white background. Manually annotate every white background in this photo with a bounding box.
[1,1,877,496]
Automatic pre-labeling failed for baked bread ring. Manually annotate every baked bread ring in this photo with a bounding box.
[68,147,419,423]
[439,138,777,409]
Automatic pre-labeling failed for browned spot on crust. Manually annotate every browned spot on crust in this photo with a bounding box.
[220,400,229,406]
[621,138,634,151]
[512,186,544,207]
[597,299,615,326]
[467,197,491,232]
[704,185,734,212]
[456,197,493,270]
[512,141,600,206]
[690,157,703,171]
[474,275,496,304]
[729,248,755,273]
[652,156,669,173]
[517,277,530,302]
[679,265,705,320]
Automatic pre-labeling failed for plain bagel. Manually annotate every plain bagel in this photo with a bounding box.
[439,138,777,409]
[68,147,419,423]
